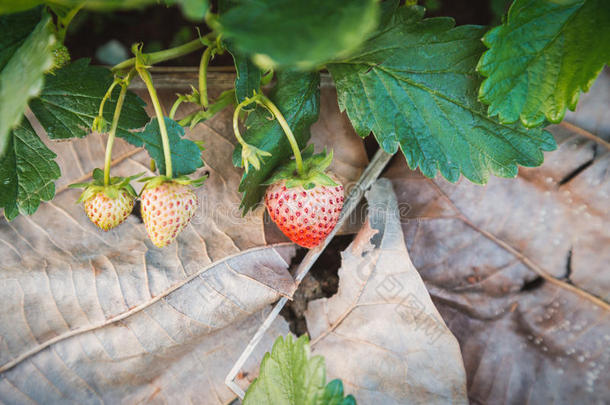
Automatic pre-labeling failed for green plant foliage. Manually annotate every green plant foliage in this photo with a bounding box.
[233,71,319,213]
[0,119,60,220]
[328,5,556,184]
[321,380,357,405]
[166,0,209,20]
[0,0,44,14]
[229,46,262,103]
[0,7,54,158]
[478,0,610,127]
[243,335,326,405]
[28,59,149,140]
[133,117,203,176]
[219,0,379,69]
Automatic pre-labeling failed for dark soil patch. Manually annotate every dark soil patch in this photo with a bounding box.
[280,234,354,336]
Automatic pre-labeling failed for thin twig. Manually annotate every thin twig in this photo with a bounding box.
[560,121,610,150]
[225,149,394,399]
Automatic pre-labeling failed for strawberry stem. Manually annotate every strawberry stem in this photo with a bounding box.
[103,72,133,186]
[138,68,173,178]
[258,95,304,176]
[112,38,209,73]
[232,97,253,147]
[199,47,212,109]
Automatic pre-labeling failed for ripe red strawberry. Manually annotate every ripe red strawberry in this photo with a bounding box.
[141,180,198,248]
[84,190,135,231]
[265,178,344,249]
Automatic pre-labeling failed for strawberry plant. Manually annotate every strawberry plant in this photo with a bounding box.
[0,0,608,249]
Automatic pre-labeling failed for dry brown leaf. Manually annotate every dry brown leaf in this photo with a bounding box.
[385,123,610,403]
[305,179,468,404]
[0,73,300,403]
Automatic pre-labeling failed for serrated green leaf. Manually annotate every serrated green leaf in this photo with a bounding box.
[230,47,261,103]
[0,119,60,220]
[0,7,54,157]
[219,0,380,69]
[218,0,261,103]
[233,70,319,213]
[328,5,556,184]
[321,379,356,405]
[29,58,149,140]
[129,117,203,177]
[243,335,326,405]
[477,0,610,127]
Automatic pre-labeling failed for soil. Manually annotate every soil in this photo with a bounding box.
[279,234,354,336]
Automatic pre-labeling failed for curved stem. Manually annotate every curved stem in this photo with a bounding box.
[232,98,252,147]
[103,76,132,186]
[112,38,207,72]
[138,69,173,178]
[55,3,83,42]
[199,47,213,109]
[169,97,183,120]
[257,96,304,176]
[97,80,120,123]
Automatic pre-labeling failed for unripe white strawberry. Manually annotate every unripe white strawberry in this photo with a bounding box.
[141,181,198,248]
[84,190,135,231]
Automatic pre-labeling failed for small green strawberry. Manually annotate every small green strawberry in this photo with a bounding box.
[70,169,141,231]
[139,176,206,248]
[264,149,344,249]
[46,44,71,74]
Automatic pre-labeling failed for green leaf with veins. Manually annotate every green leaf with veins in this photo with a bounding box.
[321,380,357,405]
[218,0,261,103]
[0,119,60,221]
[0,7,54,158]
[29,59,149,140]
[129,117,203,177]
[243,335,326,405]
[228,45,261,104]
[477,0,610,127]
[219,0,379,69]
[328,5,556,184]
[233,70,319,213]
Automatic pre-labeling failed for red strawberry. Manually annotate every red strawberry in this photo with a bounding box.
[265,177,344,249]
[141,181,198,248]
[84,190,135,231]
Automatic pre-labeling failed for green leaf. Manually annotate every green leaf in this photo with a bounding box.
[29,59,149,140]
[233,70,320,213]
[0,0,44,14]
[328,5,556,184]
[218,0,380,69]
[229,46,261,103]
[243,335,326,405]
[0,119,60,220]
[477,0,610,127]
[165,0,209,20]
[128,117,203,177]
[218,0,261,103]
[321,380,357,405]
[0,7,54,157]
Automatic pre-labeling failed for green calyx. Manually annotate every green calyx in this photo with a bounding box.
[241,143,272,173]
[69,168,141,203]
[139,174,208,192]
[265,147,337,190]
[46,44,71,74]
